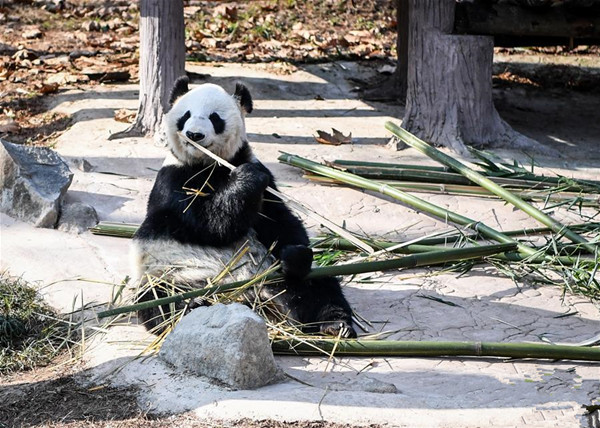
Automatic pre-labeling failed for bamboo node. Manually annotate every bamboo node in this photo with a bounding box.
[475,341,483,356]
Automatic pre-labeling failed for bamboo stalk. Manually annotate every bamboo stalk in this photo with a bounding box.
[278,152,538,257]
[332,159,450,172]
[97,243,516,319]
[386,121,597,254]
[89,222,139,238]
[332,159,600,191]
[330,165,552,189]
[89,221,600,244]
[271,338,600,361]
[318,237,581,265]
[307,175,600,205]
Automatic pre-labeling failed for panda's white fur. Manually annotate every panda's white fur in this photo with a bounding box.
[131,233,273,293]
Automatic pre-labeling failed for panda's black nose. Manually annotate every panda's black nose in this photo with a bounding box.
[186,131,205,142]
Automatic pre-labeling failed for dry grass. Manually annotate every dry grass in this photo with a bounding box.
[0,273,79,374]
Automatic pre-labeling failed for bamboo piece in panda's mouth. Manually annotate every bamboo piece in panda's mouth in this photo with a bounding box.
[177,132,375,254]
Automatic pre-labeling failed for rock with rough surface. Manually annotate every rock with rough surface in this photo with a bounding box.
[0,139,73,228]
[159,303,281,390]
[58,202,99,233]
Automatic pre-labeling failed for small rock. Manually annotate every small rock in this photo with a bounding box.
[159,303,281,390]
[57,202,99,234]
[0,139,73,228]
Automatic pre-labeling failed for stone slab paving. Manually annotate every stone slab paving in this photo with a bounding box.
[1,61,599,427]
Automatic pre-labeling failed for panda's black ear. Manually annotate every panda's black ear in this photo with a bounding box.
[168,76,190,107]
[234,83,253,114]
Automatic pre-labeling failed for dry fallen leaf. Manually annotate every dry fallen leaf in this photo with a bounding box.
[38,82,59,94]
[114,109,136,123]
[314,128,352,146]
[0,67,13,81]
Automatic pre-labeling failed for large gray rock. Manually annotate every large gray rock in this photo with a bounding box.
[159,303,281,390]
[0,139,73,228]
[57,202,99,234]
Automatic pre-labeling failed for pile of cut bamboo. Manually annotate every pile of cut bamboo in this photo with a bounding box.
[90,125,599,362]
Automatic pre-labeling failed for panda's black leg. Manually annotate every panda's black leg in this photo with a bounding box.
[280,244,313,279]
[289,276,357,338]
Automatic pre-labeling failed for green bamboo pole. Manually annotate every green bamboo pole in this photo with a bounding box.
[333,159,450,172]
[331,165,551,189]
[90,221,600,244]
[386,121,597,254]
[333,159,600,190]
[86,222,584,264]
[307,175,599,205]
[97,243,516,319]
[318,237,580,265]
[278,152,538,257]
[271,339,600,361]
[89,222,139,238]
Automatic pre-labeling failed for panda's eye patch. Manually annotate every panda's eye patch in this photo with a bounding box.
[176,110,191,131]
[209,112,225,134]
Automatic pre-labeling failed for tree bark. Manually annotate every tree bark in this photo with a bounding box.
[402,0,540,154]
[110,0,185,140]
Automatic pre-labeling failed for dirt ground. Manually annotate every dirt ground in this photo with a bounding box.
[1,0,598,145]
[2,2,600,428]
[1,363,380,428]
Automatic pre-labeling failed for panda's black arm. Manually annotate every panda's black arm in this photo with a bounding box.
[191,163,270,244]
[251,163,310,257]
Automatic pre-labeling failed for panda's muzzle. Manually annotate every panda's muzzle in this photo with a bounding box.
[186,131,205,143]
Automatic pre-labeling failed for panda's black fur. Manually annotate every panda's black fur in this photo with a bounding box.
[132,77,356,338]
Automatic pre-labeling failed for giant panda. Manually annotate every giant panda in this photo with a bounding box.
[131,76,356,338]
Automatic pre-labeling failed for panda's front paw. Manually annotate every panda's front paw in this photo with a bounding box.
[281,244,313,279]
[320,321,357,339]
[232,163,270,192]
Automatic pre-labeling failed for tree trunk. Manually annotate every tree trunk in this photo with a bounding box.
[395,0,409,100]
[110,0,185,140]
[402,0,539,154]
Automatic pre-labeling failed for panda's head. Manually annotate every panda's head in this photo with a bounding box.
[165,77,253,165]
